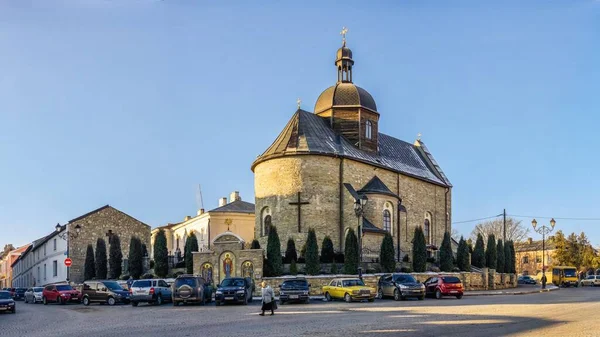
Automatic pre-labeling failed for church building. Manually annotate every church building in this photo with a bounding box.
[252,32,452,262]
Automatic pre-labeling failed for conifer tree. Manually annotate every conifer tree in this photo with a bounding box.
[472,233,486,268]
[285,238,297,263]
[290,259,298,275]
[379,233,396,273]
[84,244,96,281]
[320,236,335,263]
[108,235,123,279]
[153,229,169,278]
[343,228,359,275]
[412,226,427,272]
[508,241,517,273]
[128,237,144,279]
[496,239,505,273]
[95,238,108,279]
[331,262,339,274]
[485,234,497,270]
[266,226,283,276]
[185,232,199,274]
[457,236,471,271]
[305,228,320,275]
[439,231,453,272]
[251,239,261,249]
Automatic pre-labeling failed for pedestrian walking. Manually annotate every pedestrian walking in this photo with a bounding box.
[259,281,275,316]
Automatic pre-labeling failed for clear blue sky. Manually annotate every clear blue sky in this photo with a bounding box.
[1,1,599,248]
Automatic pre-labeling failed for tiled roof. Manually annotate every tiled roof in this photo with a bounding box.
[358,176,398,198]
[362,217,387,234]
[252,109,451,187]
[208,200,255,214]
[514,240,557,252]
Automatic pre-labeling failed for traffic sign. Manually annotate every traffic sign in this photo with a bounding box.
[64,258,72,267]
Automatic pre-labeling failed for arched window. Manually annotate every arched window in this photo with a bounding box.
[383,210,391,233]
[365,120,372,140]
[261,207,272,237]
[423,219,430,245]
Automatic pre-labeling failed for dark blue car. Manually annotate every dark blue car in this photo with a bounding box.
[215,277,254,306]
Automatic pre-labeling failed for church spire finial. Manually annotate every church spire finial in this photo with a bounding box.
[340,27,348,47]
[297,98,301,109]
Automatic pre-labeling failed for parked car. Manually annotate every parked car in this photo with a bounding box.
[378,273,425,301]
[0,291,16,314]
[7,288,15,299]
[580,275,600,287]
[24,287,44,304]
[130,279,172,306]
[215,277,254,306]
[81,280,130,306]
[172,275,213,306]
[13,288,26,301]
[517,275,537,285]
[424,275,464,299]
[279,278,310,304]
[42,284,81,305]
[323,278,376,303]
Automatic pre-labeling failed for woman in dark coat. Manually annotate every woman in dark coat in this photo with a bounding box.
[260,281,275,316]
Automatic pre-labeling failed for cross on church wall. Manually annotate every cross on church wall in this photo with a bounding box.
[289,192,310,232]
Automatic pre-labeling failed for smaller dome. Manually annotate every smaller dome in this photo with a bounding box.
[314,82,377,114]
[336,46,353,63]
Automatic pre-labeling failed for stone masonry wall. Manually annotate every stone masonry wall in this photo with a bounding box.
[254,155,451,260]
[68,206,151,283]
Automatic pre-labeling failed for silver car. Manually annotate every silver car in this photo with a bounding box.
[580,275,600,287]
[24,287,44,304]
[130,279,172,306]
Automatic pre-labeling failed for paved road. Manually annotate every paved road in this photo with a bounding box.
[1,286,598,337]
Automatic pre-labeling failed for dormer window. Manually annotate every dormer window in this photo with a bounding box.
[365,120,372,140]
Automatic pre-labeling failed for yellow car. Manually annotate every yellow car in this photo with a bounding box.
[322,278,376,303]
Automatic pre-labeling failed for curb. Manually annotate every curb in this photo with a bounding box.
[464,287,560,296]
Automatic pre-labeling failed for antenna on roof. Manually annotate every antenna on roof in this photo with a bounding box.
[196,184,205,210]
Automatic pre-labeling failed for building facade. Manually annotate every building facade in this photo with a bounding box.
[12,227,68,288]
[252,37,452,261]
[514,238,556,276]
[151,191,255,258]
[0,244,30,288]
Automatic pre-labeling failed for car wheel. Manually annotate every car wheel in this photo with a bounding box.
[243,294,248,305]
[58,297,64,305]
[418,295,425,301]
[393,289,401,301]
[344,293,352,303]
[107,297,116,306]
[131,301,138,307]
[83,297,90,306]
[11,307,15,314]
[456,294,463,300]
[215,300,221,306]
[325,292,332,302]
[173,301,179,307]
[435,289,442,300]
[279,299,285,305]
[156,295,163,306]
[377,288,383,299]
[43,297,47,305]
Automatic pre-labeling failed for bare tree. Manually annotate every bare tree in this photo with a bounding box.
[451,228,462,242]
[470,218,529,243]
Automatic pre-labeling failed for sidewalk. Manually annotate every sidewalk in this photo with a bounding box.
[464,285,560,296]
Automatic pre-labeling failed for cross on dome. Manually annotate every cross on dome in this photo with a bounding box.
[340,27,348,46]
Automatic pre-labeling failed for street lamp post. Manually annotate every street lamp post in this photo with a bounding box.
[531,218,556,289]
[55,223,81,282]
[354,195,367,276]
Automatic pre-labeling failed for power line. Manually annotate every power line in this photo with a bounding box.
[509,214,600,221]
[452,214,502,225]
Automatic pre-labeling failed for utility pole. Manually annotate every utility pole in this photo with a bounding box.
[503,209,507,242]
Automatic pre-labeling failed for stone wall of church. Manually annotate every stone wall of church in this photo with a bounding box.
[254,155,451,259]
[68,206,151,283]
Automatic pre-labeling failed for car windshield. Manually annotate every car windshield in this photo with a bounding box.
[103,281,123,291]
[56,285,73,291]
[282,280,308,288]
[175,278,197,288]
[394,275,417,283]
[342,279,365,287]
[133,280,151,288]
[34,287,44,292]
[563,269,576,277]
[221,279,245,287]
[0,292,10,299]
[441,277,461,284]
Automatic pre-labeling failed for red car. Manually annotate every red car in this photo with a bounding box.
[42,284,81,305]
[424,275,464,299]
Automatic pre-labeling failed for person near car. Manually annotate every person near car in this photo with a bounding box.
[127,276,134,290]
[260,281,275,316]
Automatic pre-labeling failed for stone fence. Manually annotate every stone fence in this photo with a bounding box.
[260,269,516,296]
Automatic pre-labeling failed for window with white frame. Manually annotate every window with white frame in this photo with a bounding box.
[53,239,57,251]
[365,120,372,140]
[53,260,57,277]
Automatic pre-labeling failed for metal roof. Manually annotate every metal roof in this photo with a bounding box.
[358,176,398,198]
[208,200,255,214]
[362,217,387,234]
[252,109,451,187]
